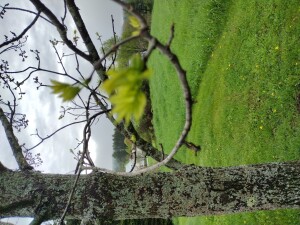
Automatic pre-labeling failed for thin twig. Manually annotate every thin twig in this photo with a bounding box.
[107,15,118,70]
[59,166,82,225]
[28,120,86,151]
[29,0,92,62]
[129,143,137,172]
[3,6,53,24]
[0,11,41,49]
[92,35,140,72]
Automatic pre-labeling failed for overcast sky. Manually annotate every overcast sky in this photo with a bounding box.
[0,0,123,224]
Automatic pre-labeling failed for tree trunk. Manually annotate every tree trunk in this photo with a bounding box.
[0,161,299,221]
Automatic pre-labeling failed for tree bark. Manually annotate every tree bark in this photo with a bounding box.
[0,161,299,221]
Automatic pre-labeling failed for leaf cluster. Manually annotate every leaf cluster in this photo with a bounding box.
[102,54,151,124]
[50,80,81,102]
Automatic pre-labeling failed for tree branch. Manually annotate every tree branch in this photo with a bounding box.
[29,214,46,225]
[2,6,53,24]
[29,0,92,62]
[65,0,106,80]
[0,11,41,49]
[0,161,10,172]
[0,107,33,170]
[91,93,184,170]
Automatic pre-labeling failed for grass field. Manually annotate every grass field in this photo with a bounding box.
[148,0,300,224]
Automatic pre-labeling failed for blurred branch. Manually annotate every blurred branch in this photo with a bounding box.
[129,142,137,172]
[106,15,118,70]
[29,214,46,225]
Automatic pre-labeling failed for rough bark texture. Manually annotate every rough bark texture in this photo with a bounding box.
[0,161,299,221]
[0,108,33,171]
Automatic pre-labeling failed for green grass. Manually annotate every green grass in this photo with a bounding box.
[148,0,300,224]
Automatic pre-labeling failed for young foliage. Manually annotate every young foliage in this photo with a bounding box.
[50,80,81,102]
[129,16,142,36]
[102,54,151,124]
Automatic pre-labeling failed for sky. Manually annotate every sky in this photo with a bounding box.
[0,0,123,224]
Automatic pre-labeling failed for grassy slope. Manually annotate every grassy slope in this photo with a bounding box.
[149,0,300,224]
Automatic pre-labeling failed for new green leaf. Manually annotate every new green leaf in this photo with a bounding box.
[50,80,81,102]
[102,54,151,124]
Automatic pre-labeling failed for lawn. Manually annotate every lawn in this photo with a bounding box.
[148,0,300,224]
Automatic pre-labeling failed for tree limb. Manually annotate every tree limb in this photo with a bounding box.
[0,11,41,49]
[0,107,33,170]
[29,0,91,62]
[0,161,9,172]
[29,214,46,225]
[2,6,53,24]
[65,0,106,80]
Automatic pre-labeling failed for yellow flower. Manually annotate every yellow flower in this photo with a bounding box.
[273,109,277,113]
[275,46,279,50]
[259,125,263,130]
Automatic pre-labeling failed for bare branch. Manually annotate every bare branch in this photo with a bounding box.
[129,143,137,172]
[60,109,110,222]
[65,0,106,79]
[59,166,82,225]
[0,11,41,49]
[0,107,33,170]
[2,6,53,24]
[28,120,86,151]
[29,0,91,62]
[92,34,140,74]
[61,0,67,24]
